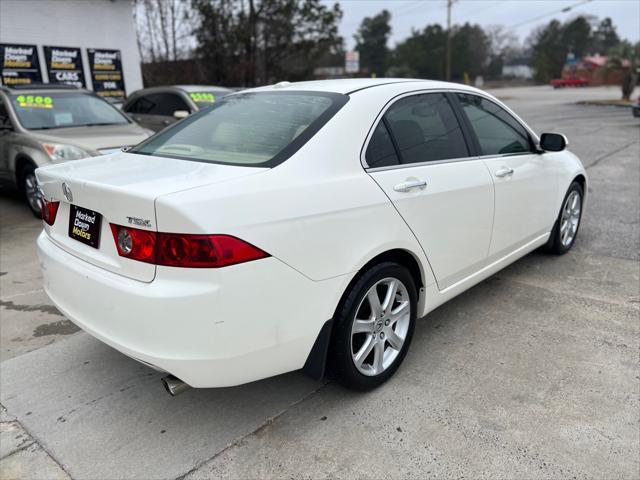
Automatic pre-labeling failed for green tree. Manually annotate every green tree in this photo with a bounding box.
[561,16,592,58]
[192,0,343,86]
[592,17,620,54]
[390,25,447,79]
[450,23,490,80]
[529,20,567,82]
[354,10,392,77]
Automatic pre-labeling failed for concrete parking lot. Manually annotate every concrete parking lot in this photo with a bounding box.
[1,85,638,479]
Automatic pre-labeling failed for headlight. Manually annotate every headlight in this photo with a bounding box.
[42,143,91,161]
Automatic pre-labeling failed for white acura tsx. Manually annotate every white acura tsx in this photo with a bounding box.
[36,79,586,394]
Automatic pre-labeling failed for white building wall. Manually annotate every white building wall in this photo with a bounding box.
[0,0,143,94]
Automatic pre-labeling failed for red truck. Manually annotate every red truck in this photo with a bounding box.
[551,78,589,88]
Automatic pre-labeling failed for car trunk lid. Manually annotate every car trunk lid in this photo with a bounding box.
[36,152,266,282]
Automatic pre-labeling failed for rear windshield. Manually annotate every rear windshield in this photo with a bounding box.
[9,92,130,130]
[130,91,348,167]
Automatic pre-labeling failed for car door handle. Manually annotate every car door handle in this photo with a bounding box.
[495,167,514,178]
[393,179,427,192]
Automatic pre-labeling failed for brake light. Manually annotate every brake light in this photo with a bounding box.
[40,199,60,226]
[109,224,269,268]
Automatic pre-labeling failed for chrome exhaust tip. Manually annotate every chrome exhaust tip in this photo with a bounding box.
[161,375,191,396]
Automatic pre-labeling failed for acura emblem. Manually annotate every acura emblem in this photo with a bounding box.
[61,182,73,202]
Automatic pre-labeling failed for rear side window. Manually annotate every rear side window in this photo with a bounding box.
[130,91,348,167]
[456,93,532,155]
[125,96,153,114]
[126,93,190,116]
[365,121,400,168]
[382,93,468,165]
[152,93,190,115]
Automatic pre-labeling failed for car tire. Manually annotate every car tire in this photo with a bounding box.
[18,163,42,218]
[328,262,417,391]
[544,181,584,255]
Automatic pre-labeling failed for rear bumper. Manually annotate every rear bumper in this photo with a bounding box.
[37,231,345,387]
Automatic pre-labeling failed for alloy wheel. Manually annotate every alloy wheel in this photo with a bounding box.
[24,173,41,213]
[559,190,581,248]
[350,277,411,376]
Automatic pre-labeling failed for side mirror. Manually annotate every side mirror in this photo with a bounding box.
[539,133,568,152]
[173,110,189,120]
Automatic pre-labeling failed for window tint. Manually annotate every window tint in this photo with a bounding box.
[125,97,153,114]
[130,91,347,167]
[153,93,190,115]
[125,93,190,116]
[382,93,468,165]
[456,93,531,155]
[365,121,400,168]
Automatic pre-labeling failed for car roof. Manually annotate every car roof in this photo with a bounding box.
[128,85,233,97]
[242,78,481,96]
[174,85,233,93]
[0,84,86,95]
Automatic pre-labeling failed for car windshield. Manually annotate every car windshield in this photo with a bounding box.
[10,92,130,130]
[130,91,347,167]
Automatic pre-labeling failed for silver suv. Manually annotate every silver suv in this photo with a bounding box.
[0,84,152,216]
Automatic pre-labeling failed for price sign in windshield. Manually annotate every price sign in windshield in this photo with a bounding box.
[44,46,86,88]
[0,43,43,86]
[87,48,126,102]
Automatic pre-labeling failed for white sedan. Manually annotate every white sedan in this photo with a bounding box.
[36,79,586,394]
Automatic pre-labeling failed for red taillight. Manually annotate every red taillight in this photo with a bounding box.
[109,224,269,268]
[40,199,60,226]
[110,224,157,264]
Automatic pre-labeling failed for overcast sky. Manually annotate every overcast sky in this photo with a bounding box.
[324,0,640,50]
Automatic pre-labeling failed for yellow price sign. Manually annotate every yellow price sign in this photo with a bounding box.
[190,92,216,103]
[16,95,54,109]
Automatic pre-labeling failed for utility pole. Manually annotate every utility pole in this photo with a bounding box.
[445,0,457,81]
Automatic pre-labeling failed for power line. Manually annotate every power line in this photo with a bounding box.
[508,0,593,29]
[459,0,510,20]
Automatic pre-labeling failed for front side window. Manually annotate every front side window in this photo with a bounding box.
[456,93,532,155]
[9,92,129,130]
[382,93,469,165]
[130,91,348,167]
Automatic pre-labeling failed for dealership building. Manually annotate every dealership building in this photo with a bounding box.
[0,0,142,101]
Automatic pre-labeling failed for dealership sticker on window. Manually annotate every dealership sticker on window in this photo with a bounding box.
[16,95,53,109]
[190,92,216,103]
